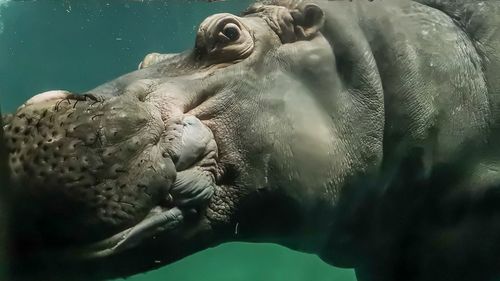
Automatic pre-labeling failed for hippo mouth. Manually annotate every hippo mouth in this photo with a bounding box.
[70,205,185,259]
[4,90,220,260]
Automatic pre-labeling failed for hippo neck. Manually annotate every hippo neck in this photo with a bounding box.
[317,0,495,269]
[369,1,492,179]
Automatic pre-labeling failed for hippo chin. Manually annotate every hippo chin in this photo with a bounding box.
[2,0,500,280]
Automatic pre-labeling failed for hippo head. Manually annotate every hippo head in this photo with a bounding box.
[3,1,383,279]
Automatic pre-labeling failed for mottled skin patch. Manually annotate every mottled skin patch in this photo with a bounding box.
[2,0,500,281]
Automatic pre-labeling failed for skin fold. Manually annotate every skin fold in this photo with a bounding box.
[2,0,500,280]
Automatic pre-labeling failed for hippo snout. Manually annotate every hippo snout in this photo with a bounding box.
[3,91,217,247]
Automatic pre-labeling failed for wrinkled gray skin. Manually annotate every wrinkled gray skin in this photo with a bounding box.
[2,0,500,280]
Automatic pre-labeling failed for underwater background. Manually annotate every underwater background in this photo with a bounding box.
[0,1,356,280]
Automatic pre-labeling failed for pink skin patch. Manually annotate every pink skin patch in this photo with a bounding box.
[23,90,71,107]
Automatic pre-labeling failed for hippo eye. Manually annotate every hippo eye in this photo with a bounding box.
[196,15,254,62]
[221,23,240,42]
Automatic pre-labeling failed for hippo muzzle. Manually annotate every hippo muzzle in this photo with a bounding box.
[3,89,218,255]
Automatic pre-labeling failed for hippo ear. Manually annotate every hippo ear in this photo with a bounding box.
[291,3,325,40]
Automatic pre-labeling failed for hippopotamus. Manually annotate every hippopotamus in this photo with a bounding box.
[2,0,500,280]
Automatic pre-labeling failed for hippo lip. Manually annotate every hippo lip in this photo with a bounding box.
[68,206,184,259]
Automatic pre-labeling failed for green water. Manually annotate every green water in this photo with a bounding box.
[0,1,357,280]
